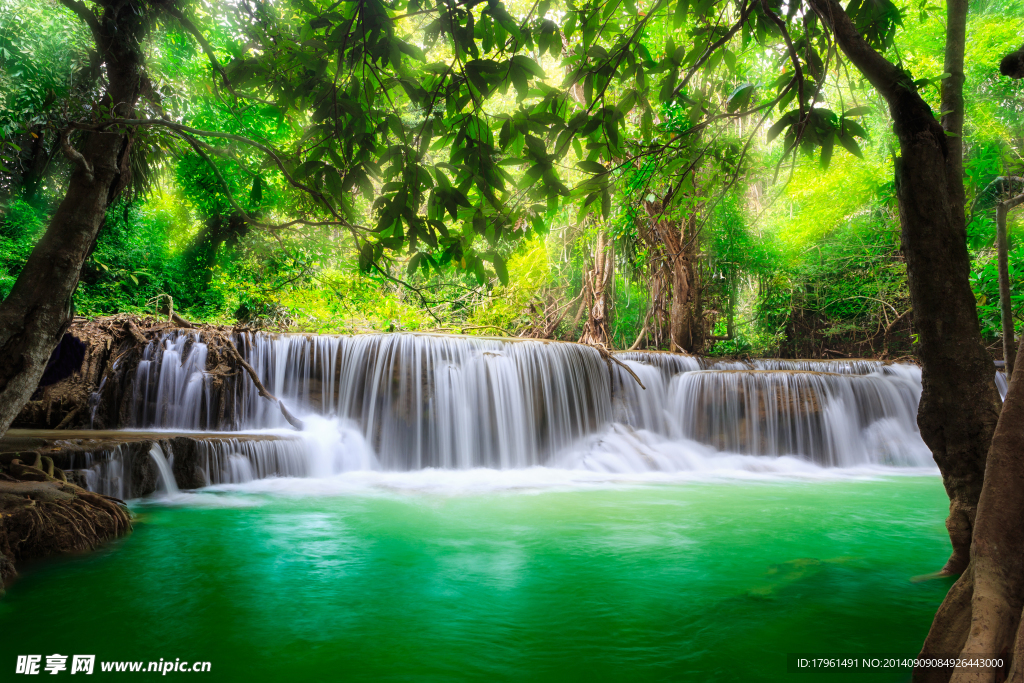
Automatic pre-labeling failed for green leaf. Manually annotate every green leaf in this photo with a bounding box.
[249,175,263,206]
[766,112,796,143]
[578,160,607,174]
[659,68,679,103]
[726,83,754,113]
[820,131,835,171]
[837,133,864,158]
[842,119,869,139]
[359,242,374,272]
[324,169,344,199]
[511,55,546,79]
[723,49,736,72]
[673,0,689,28]
[842,106,872,118]
[492,254,509,285]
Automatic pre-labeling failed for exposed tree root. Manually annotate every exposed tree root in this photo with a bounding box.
[0,456,131,597]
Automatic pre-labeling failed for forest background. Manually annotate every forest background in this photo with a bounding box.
[1,0,1022,358]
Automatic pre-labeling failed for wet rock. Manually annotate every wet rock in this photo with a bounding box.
[168,437,206,489]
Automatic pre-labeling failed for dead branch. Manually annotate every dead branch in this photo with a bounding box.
[217,333,305,430]
[124,320,148,346]
[586,344,645,390]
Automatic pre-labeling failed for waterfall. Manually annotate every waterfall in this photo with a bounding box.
[666,369,926,466]
[996,370,1008,401]
[148,443,179,495]
[121,332,931,472]
[131,333,216,430]
[62,435,338,497]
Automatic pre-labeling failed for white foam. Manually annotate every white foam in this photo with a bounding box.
[175,423,938,500]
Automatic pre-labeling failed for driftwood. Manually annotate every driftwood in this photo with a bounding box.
[584,343,646,390]
[214,332,305,430]
[125,320,148,346]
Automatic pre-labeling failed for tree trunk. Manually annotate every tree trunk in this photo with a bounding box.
[914,335,1024,683]
[941,0,968,221]
[996,197,1022,378]
[0,0,147,436]
[668,215,699,353]
[580,231,614,346]
[0,133,128,435]
[669,252,692,352]
[809,0,1001,575]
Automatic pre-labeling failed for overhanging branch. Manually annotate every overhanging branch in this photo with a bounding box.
[57,0,102,47]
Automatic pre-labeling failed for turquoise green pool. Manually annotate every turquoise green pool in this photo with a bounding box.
[0,474,952,681]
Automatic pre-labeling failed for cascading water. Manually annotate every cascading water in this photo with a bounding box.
[148,443,179,495]
[666,368,926,466]
[101,331,933,494]
[132,333,215,430]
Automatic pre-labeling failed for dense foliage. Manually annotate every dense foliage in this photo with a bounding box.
[0,0,1022,355]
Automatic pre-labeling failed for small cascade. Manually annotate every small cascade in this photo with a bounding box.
[667,369,928,466]
[59,435,349,497]
[746,359,887,374]
[996,370,1008,401]
[131,333,216,430]
[614,351,703,381]
[73,445,131,500]
[148,443,179,495]
[610,360,668,433]
[88,376,107,429]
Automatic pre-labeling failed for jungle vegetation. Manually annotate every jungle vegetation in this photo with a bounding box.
[1,0,1019,352]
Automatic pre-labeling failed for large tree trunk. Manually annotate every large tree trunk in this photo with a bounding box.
[915,335,1024,682]
[669,252,692,352]
[0,0,146,436]
[809,0,1001,577]
[0,132,127,434]
[644,202,698,353]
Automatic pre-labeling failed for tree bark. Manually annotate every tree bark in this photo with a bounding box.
[669,250,692,352]
[996,195,1023,378]
[941,0,968,222]
[914,336,1024,682]
[808,0,1001,574]
[579,231,614,346]
[0,0,148,436]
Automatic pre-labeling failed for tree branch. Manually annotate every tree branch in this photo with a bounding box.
[60,129,93,183]
[806,0,915,103]
[57,0,102,46]
[75,118,340,217]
